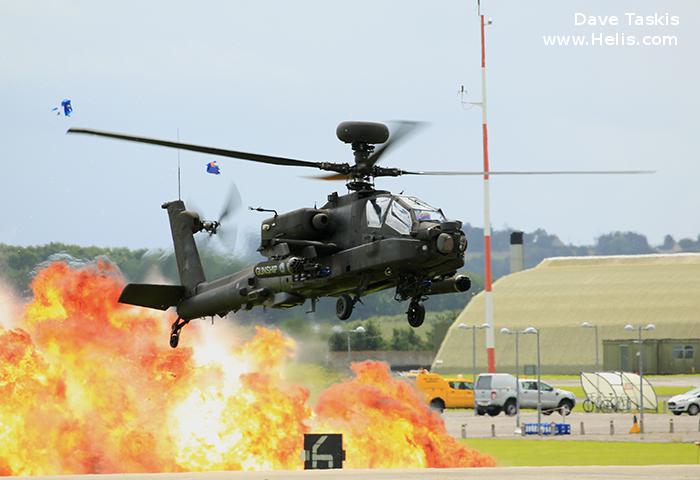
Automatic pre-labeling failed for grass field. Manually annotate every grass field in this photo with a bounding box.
[462,439,700,466]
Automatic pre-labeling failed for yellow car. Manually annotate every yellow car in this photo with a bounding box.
[415,372,474,412]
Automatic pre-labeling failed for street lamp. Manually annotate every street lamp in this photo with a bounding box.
[458,322,490,415]
[580,322,600,372]
[500,327,522,431]
[332,325,366,364]
[522,327,541,433]
[624,323,656,433]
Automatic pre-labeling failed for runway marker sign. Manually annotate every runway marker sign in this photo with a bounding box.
[303,433,345,469]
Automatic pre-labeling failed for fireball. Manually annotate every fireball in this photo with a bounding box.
[0,260,493,475]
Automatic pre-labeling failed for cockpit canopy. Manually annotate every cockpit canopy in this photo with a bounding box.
[365,195,446,235]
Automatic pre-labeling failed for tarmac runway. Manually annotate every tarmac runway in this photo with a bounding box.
[16,465,700,480]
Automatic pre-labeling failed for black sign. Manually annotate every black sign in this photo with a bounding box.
[303,433,345,470]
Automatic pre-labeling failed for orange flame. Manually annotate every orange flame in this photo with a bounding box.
[0,261,493,475]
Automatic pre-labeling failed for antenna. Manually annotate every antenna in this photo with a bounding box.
[177,128,181,200]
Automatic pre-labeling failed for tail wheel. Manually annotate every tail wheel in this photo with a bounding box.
[169,317,190,349]
[336,294,354,320]
[407,301,425,328]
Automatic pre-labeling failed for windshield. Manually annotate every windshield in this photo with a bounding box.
[366,196,391,228]
[398,195,446,222]
[385,200,412,235]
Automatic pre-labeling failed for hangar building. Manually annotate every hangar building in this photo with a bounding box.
[432,253,700,375]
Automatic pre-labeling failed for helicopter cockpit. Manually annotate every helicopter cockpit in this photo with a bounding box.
[366,195,447,236]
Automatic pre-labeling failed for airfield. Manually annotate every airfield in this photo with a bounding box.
[16,465,700,480]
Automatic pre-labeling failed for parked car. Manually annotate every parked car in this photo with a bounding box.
[474,373,576,416]
[668,388,700,416]
[415,372,474,413]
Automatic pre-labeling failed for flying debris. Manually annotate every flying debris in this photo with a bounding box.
[206,160,221,175]
[52,99,73,117]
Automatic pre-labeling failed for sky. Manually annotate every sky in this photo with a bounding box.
[1,0,698,253]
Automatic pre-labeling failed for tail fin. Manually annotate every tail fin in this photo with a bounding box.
[162,200,206,294]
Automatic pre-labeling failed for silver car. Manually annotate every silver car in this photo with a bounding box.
[668,388,700,416]
[475,373,576,416]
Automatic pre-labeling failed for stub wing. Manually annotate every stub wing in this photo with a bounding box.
[119,283,186,311]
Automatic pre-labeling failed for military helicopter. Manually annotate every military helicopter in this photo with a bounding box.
[68,121,651,348]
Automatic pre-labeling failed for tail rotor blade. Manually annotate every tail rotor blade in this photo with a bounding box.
[218,182,242,222]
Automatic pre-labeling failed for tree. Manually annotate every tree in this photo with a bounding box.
[595,232,653,255]
[426,310,459,352]
[390,328,428,351]
[352,320,386,350]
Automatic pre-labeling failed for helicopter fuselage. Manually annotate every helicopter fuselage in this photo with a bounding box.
[173,189,470,320]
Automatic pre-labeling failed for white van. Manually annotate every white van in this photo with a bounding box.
[475,373,576,416]
[474,373,518,416]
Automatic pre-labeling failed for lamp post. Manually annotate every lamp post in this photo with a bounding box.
[499,327,521,431]
[522,327,541,433]
[458,322,491,415]
[332,325,366,364]
[624,323,656,433]
[580,322,599,372]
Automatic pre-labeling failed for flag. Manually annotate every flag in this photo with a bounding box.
[52,99,73,116]
[206,161,221,175]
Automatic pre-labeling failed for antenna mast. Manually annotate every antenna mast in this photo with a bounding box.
[476,0,496,372]
[177,128,181,200]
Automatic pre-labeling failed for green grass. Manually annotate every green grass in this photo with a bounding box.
[461,439,700,466]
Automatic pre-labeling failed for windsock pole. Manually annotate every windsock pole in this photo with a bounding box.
[477,1,496,373]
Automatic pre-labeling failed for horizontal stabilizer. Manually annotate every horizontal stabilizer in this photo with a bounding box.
[119,283,186,310]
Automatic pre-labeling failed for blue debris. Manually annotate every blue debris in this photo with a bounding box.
[52,99,73,116]
[206,161,221,175]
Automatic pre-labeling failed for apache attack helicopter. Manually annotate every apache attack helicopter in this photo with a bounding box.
[68,121,651,347]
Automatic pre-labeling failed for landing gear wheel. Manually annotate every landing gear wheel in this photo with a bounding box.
[336,294,354,321]
[169,317,190,349]
[407,300,425,328]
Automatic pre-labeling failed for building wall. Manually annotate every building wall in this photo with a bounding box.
[433,254,700,375]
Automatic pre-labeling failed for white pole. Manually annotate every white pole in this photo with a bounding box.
[477,2,496,373]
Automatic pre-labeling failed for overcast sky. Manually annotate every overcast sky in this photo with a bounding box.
[1,0,697,253]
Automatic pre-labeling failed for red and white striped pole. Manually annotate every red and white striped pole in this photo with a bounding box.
[477,1,496,373]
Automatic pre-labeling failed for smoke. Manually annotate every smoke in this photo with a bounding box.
[0,278,21,329]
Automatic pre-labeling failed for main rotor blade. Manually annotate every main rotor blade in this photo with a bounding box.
[366,121,426,168]
[401,170,656,176]
[67,128,326,169]
[307,173,348,181]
